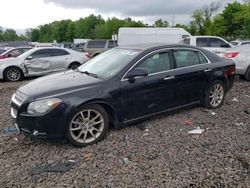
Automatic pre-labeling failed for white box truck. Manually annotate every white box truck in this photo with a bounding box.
[118,27,191,46]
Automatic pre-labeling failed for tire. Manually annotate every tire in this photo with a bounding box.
[244,66,250,81]
[66,104,109,147]
[203,80,226,109]
[3,67,23,82]
[68,62,80,70]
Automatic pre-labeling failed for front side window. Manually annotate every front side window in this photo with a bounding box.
[137,52,171,74]
[182,38,190,45]
[78,48,140,79]
[173,50,201,68]
[196,38,208,47]
[31,49,49,59]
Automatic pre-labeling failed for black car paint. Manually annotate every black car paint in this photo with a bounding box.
[11,44,235,139]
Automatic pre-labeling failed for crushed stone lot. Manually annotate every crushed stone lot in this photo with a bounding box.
[0,79,249,187]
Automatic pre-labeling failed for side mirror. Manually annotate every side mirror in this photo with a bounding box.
[220,43,231,48]
[26,56,33,60]
[126,68,148,79]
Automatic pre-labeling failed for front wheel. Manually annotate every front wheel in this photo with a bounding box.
[66,104,109,147]
[4,67,23,82]
[203,80,226,109]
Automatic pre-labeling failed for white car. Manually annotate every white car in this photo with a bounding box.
[230,40,250,47]
[182,36,232,56]
[0,47,90,82]
[224,44,250,81]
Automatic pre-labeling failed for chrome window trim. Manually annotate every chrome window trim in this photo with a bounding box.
[121,47,211,81]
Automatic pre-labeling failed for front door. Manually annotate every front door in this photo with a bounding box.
[121,50,176,121]
[24,49,51,75]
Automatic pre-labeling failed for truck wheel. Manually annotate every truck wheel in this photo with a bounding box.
[245,67,250,81]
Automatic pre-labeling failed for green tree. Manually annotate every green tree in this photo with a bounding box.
[154,19,169,27]
[31,29,40,42]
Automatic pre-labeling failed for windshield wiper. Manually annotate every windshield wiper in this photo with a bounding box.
[78,70,100,79]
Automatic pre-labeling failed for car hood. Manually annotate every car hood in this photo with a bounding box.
[19,70,103,99]
[0,57,21,65]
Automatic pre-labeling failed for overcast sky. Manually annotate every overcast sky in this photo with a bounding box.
[0,0,242,31]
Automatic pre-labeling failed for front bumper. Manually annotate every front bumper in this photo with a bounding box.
[11,92,71,140]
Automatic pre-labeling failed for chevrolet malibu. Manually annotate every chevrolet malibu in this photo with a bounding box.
[0,47,90,82]
[11,44,235,147]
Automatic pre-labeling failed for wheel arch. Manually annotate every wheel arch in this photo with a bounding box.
[68,61,81,68]
[76,99,120,128]
[3,66,24,80]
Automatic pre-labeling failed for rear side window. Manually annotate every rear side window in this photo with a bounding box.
[138,52,171,74]
[87,41,106,48]
[173,50,202,68]
[197,52,208,64]
[208,38,227,48]
[196,38,208,47]
[31,49,49,59]
[48,49,69,57]
[108,41,118,48]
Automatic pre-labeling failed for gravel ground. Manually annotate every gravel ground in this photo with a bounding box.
[0,78,249,187]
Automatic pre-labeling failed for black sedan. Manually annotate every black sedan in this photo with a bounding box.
[11,44,235,147]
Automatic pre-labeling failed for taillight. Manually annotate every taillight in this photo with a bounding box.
[224,52,239,58]
[84,52,91,59]
[224,66,236,76]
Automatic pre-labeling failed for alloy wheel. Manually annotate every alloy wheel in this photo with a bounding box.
[69,109,105,144]
[209,83,224,107]
[6,69,21,81]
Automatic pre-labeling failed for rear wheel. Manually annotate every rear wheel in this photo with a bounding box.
[69,62,80,70]
[3,67,23,82]
[66,104,109,147]
[203,80,225,109]
[245,66,250,81]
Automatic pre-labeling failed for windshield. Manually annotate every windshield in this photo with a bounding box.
[78,48,141,79]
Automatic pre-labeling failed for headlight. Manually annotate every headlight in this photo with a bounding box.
[27,98,62,114]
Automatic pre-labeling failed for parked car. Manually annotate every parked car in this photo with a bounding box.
[118,27,191,46]
[230,40,250,46]
[224,44,250,81]
[10,44,235,147]
[0,47,90,82]
[0,48,6,54]
[0,47,32,59]
[182,36,232,56]
[83,40,118,57]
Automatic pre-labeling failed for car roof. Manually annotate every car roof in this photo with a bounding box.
[117,43,204,51]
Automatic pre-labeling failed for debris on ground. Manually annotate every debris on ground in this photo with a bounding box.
[244,109,250,115]
[234,122,245,127]
[30,161,75,176]
[232,97,239,102]
[188,127,205,134]
[83,153,93,161]
[184,120,193,126]
[3,127,18,134]
[123,158,130,164]
[211,112,216,116]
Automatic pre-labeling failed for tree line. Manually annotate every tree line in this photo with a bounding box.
[0,1,249,43]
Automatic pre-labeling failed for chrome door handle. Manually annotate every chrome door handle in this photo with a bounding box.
[164,76,175,80]
[204,69,212,73]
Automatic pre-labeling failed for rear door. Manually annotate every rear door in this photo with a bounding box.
[48,49,71,72]
[24,49,51,75]
[172,49,211,106]
[121,50,176,120]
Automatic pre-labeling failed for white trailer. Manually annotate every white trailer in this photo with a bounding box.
[118,27,191,46]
